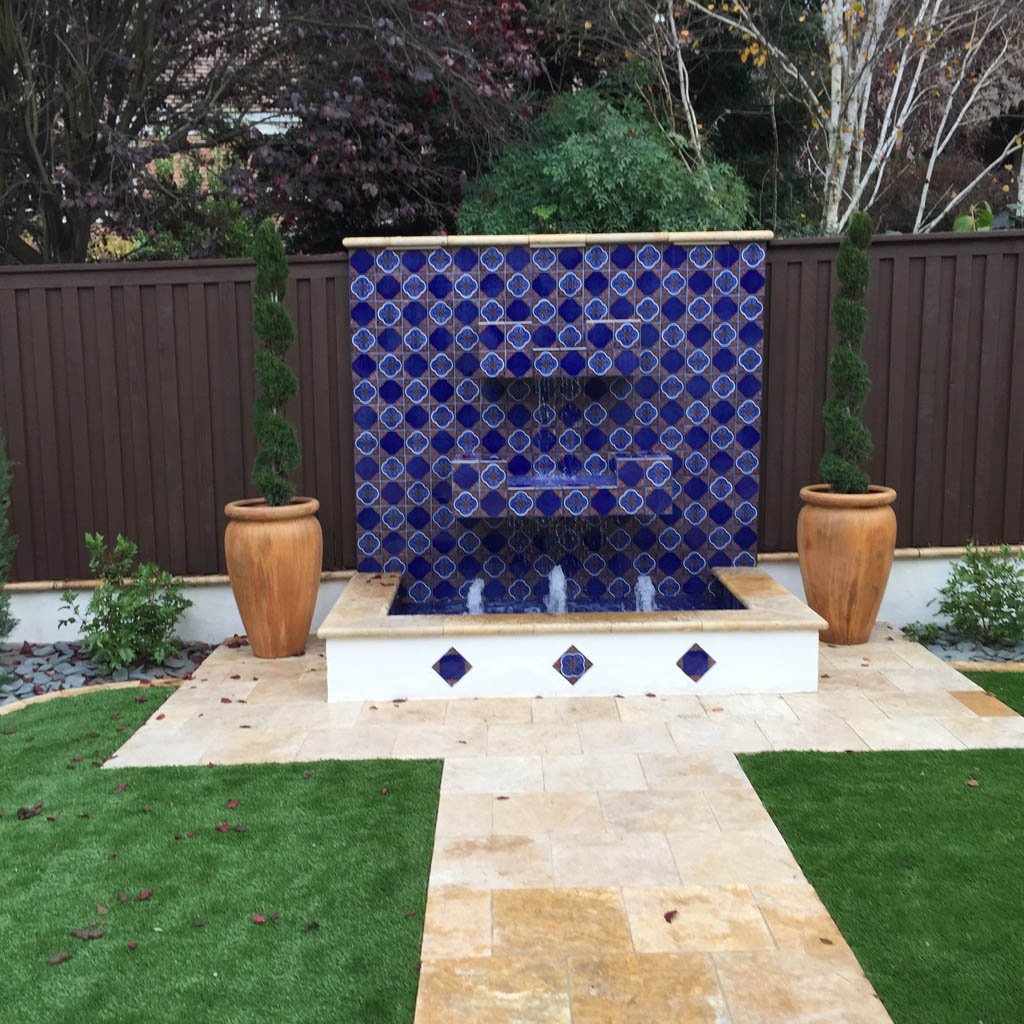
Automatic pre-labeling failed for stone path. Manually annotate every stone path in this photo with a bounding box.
[109,624,1022,1023]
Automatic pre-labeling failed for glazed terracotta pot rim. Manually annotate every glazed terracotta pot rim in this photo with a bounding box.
[799,484,897,509]
[224,496,320,521]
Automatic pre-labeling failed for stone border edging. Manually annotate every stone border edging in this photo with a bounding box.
[949,661,1024,673]
[343,230,775,249]
[4,569,355,594]
[0,678,183,717]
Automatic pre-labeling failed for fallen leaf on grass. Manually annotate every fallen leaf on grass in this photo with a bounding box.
[1,728,17,735]
[113,783,127,794]
[302,771,312,780]
[404,910,417,918]
[663,910,678,924]
[47,952,71,966]
[70,928,104,941]
[17,803,42,820]
[966,778,980,788]
[141,807,153,814]
[252,914,266,924]
[380,786,390,795]
[193,921,206,928]
[137,890,152,902]
[302,922,319,933]
[46,815,59,822]
[118,891,128,903]
[127,941,138,951]
[226,799,239,810]
[96,905,109,916]
[234,824,246,833]
[214,823,232,833]
[135,695,148,703]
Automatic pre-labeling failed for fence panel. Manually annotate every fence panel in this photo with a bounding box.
[2,232,1023,580]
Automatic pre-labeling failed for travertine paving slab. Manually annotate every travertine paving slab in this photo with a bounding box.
[622,884,774,952]
[568,953,727,1024]
[109,626,1016,1023]
[415,957,571,1024]
[551,833,680,888]
[492,888,633,956]
[713,950,892,1023]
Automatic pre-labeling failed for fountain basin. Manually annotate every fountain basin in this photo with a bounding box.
[318,568,826,700]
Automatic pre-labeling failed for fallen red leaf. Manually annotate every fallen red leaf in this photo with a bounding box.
[137,890,151,902]
[270,913,280,922]
[226,799,239,810]
[127,941,138,951]
[220,697,233,703]
[495,795,510,801]
[645,692,657,698]
[114,783,127,794]
[230,675,241,680]
[135,695,148,703]
[302,771,312,780]
[118,891,128,903]
[252,914,266,924]
[96,905,109,916]
[17,803,43,820]
[234,824,246,833]
[302,922,320,933]
[156,714,166,721]
[214,822,232,833]
[663,910,678,924]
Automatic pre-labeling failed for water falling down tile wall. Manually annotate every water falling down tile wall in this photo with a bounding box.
[346,236,767,612]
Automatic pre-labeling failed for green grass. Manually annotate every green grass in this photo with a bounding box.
[0,689,441,1023]
[740,748,1024,1024]
[964,669,1024,715]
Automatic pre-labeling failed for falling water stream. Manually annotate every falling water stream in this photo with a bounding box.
[466,578,485,615]
[545,565,568,614]
[635,573,658,612]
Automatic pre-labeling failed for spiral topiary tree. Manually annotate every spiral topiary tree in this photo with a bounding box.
[821,211,874,494]
[250,218,301,506]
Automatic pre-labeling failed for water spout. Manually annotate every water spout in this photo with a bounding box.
[467,579,485,615]
[545,565,568,614]
[635,573,658,613]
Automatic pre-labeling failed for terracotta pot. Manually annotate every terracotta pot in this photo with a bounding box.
[224,497,323,658]
[797,485,897,645]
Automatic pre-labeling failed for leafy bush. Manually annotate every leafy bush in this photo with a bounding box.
[0,430,16,642]
[457,90,751,234]
[902,621,941,645]
[936,544,1024,646]
[250,218,301,506]
[59,534,192,673]
[821,212,874,494]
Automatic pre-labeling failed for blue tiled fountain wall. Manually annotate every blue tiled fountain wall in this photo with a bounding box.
[347,238,767,610]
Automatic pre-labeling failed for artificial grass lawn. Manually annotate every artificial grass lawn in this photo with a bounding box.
[0,689,441,1023]
[740,747,1024,1024]
[964,669,1024,716]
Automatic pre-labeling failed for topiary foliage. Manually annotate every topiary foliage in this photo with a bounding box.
[250,218,300,506]
[0,430,17,641]
[821,212,874,494]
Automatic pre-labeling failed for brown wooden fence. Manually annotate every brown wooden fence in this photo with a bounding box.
[2,232,1023,581]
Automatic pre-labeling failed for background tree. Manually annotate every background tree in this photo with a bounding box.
[681,0,1024,233]
[0,0,274,263]
[457,90,750,233]
[235,0,544,251]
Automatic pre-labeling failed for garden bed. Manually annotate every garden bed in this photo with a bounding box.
[0,641,211,706]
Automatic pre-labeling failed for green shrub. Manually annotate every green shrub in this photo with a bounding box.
[0,430,16,642]
[902,621,941,645]
[58,534,192,672]
[821,212,874,494]
[936,544,1024,646]
[456,90,751,234]
[250,218,301,506]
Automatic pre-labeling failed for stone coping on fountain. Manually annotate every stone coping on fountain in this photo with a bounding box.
[317,568,826,639]
[343,230,775,249]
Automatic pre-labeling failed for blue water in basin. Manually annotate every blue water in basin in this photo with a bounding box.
[392,590,744,616]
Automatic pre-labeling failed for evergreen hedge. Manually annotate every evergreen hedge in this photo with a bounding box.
[821,212,874,494]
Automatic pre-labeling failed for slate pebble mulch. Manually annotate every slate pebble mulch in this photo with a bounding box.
[920,627,1024,664]
[0,641,211,706]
